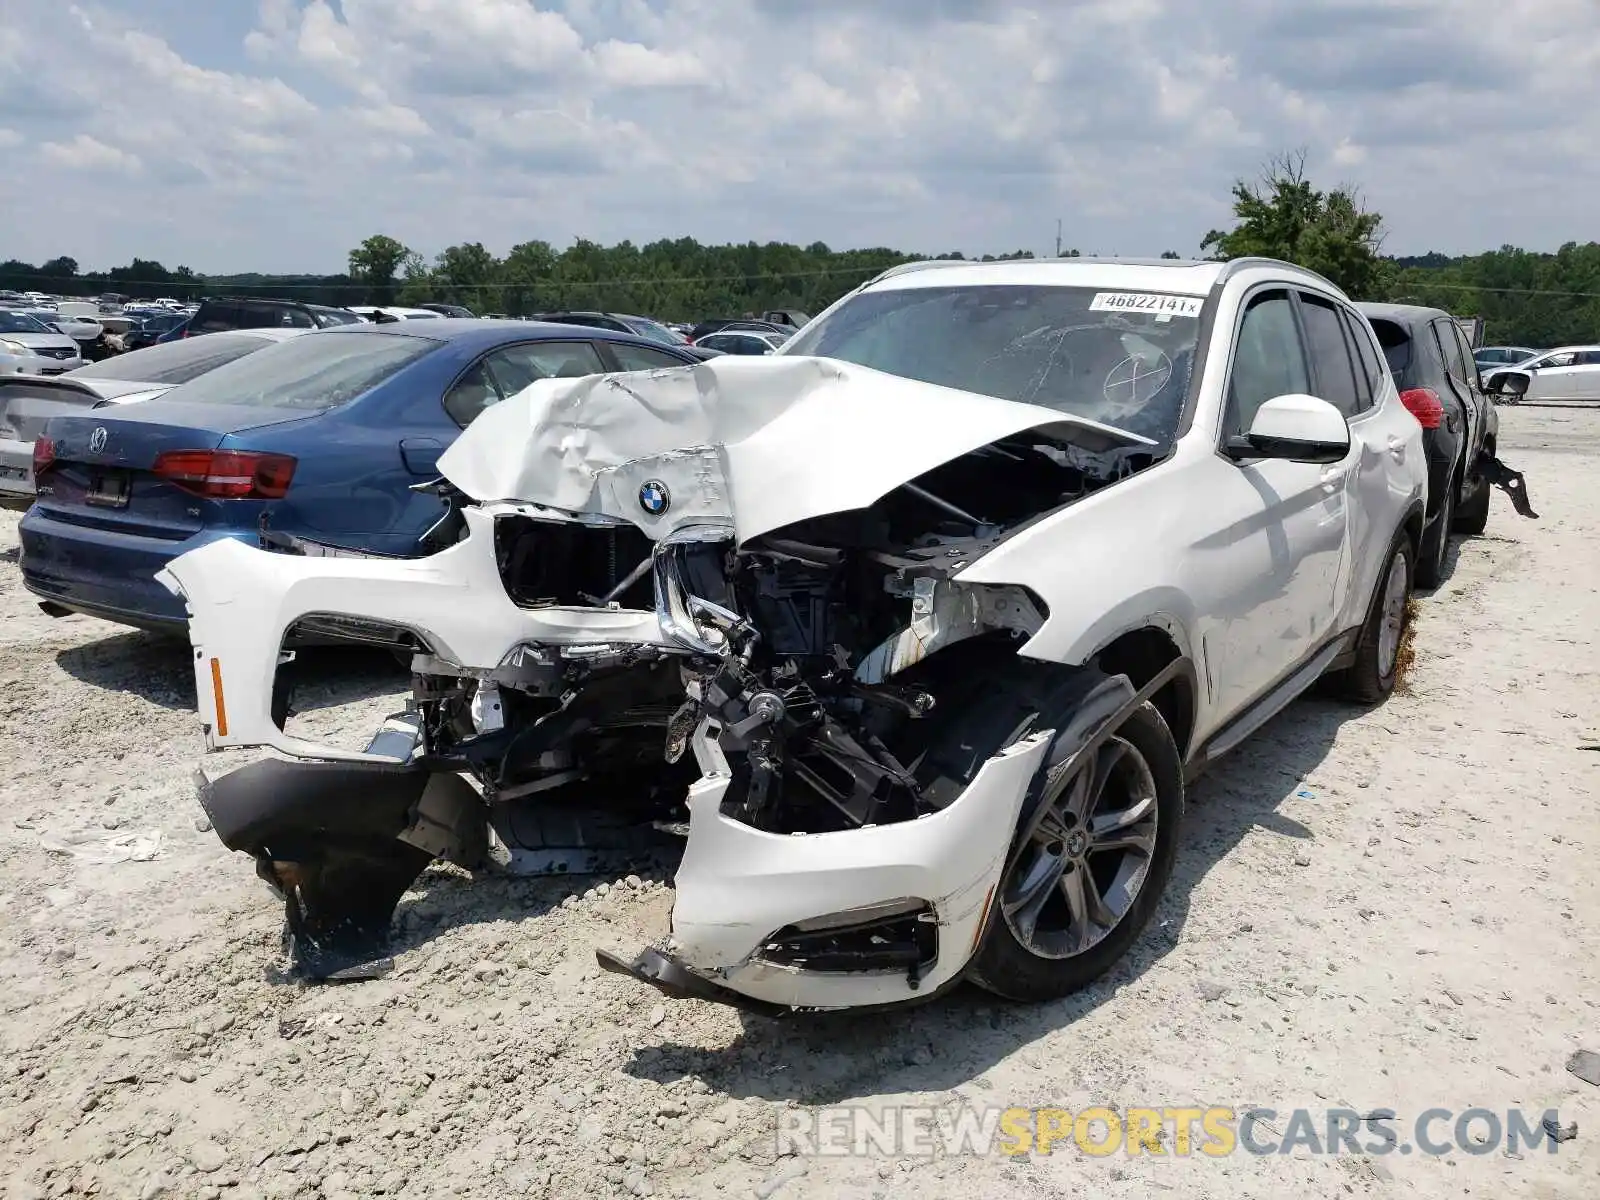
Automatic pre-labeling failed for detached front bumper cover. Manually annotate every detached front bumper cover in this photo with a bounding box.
[1479,450,1538,519]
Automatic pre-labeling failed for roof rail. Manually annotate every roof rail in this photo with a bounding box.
[1214,256,1343,294]
[867,259,970,284]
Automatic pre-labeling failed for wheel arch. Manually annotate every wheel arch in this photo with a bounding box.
[1087,623,1199,763]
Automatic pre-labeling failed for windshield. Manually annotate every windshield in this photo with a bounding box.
[157,330,438,410]
[68,332,279,385]
[0,312,52,334]
[783,283,1205,441]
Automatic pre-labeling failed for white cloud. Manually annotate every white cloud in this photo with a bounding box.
[0,0,1598,271]
[40,133,142,174]
[590,40,709,88]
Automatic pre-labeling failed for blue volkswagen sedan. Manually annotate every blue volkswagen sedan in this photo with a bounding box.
[20,320,701,633]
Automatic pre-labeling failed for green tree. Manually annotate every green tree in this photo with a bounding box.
[348,234,413,304]
[1201,150,1385,297]
[39,256,79,281]
[499,239,557,315]
[431,241,501,311]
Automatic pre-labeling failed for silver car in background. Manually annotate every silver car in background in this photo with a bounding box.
[0,327,310,509]
[1483,344,1600,403]
[0,310,85,375]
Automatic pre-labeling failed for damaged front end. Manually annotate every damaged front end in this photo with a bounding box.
[161,356,1163,992]
[600,423,1165,1011]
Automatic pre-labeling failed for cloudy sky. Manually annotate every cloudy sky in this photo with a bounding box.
[3,0,1597,274]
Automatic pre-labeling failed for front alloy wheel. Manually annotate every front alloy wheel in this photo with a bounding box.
[967,697,1183,1002]
[1001,735,1159,959]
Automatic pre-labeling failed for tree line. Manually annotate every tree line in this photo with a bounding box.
[4,153,1597,346]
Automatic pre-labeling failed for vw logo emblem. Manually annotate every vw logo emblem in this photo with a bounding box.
[88,427,108,454]
[638,479,671,516]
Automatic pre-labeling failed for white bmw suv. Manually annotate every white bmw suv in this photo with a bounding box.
[162,256,1426,1009]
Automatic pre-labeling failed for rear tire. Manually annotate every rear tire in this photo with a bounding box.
[967,699,1183,1003]
[1331,534,1413,704]
[1454,472,1491,536]
[1415,477,1455,589]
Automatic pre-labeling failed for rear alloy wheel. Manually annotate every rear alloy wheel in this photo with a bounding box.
[1333,535,1413,704]
[967,700,1183,1002]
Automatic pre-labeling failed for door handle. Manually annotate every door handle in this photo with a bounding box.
[399,437,443,475]
[1320,466,1347,493]
[1386,435,1406,460]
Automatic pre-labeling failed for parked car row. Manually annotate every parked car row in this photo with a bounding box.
[2,255,1545,1015]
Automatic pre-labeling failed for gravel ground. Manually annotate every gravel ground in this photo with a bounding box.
[1,406,1596,1200]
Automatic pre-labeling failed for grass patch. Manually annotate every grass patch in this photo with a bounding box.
[1393,596,1420,692]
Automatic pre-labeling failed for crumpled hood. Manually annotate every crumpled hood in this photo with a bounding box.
[438,355,1151,545]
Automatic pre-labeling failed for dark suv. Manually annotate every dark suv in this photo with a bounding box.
[181,297,364,337]
[1356,303,1534,586]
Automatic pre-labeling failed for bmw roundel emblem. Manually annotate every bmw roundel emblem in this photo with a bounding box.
[89,426,108,454]
[638,479,671,516]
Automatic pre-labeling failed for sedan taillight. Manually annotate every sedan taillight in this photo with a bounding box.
[32,436,56,478]
[152,450,296,499]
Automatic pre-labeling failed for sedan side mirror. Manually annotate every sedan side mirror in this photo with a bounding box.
[1227,394,1351,465]
[1483,370,1529,397]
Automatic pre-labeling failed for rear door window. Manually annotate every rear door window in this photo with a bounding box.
[488,341,605,390]
[442,363,504,427]
[608,342,693,371]
[442,340,607,428]
[1297,294,1363,417]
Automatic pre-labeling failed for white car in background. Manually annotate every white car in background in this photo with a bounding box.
[693,329,791,355]
[0,328,310,509]
[162,256,1428,1010]
[0,310,85,375]
[344,305,440,322]
[1483,344,1600,402]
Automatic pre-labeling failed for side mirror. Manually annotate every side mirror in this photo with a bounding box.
[1483,370,1529,397]
[1227,394,1351,465]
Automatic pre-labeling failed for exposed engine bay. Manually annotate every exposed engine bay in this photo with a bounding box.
[415,427,1160,833]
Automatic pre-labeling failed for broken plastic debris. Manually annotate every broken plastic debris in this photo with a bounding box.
[40,828,162,865]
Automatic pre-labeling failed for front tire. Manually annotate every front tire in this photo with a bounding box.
[967,699,1183,1003]
[1332,534,1414,704]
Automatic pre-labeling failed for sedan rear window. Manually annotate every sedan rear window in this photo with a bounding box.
[68,332,274,385]
[159,331,438,410]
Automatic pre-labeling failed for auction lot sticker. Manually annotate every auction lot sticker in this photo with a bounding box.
[1089,292,1203,318]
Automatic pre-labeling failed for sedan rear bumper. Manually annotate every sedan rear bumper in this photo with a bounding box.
[18,506,211,626]
[0,435,33,508]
